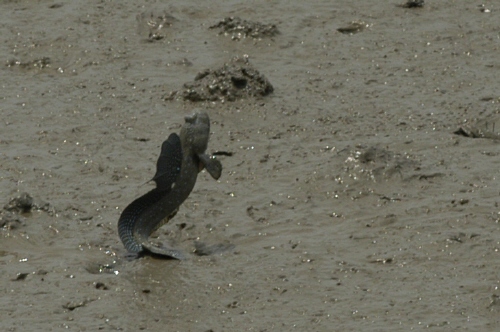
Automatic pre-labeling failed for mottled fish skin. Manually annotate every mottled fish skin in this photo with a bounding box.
[117,112,222,259]
[117,188,172,254]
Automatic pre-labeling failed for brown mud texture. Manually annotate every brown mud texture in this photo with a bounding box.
[1,1,500,331]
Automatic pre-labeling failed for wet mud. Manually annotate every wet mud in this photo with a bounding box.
[1,1,500,331]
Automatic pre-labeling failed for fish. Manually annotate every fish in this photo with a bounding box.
[117,112,222,259]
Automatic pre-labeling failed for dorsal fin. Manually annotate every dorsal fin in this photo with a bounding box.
[151,133,182,191]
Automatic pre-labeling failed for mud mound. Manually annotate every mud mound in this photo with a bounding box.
[171,56,273,102]
[209,16,279,40]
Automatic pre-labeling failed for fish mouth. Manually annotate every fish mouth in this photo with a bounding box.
[185,112,209,125]
[184,113,197,123]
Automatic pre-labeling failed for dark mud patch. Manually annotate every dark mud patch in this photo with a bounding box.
[62,298,96,311]
[209,16,279,40]
[168,56,274,102]
[193,241,235,256]
[337,21,368,34]
[399,0,425,8]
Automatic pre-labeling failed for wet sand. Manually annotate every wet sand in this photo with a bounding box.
[1,1,500,331]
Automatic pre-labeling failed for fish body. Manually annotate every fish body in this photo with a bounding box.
[117,112,221,259]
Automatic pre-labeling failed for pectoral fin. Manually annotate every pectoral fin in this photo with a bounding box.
[198,154,222,180]
[151,133,183,190]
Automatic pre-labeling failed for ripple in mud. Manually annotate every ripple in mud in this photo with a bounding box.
[454,118,500,140]
[209,17,279,40]
[169,55,274,102]
[136,11,177,42]
[344,145,419,182]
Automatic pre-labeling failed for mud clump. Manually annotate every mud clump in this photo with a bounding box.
[173,56,273,102]
[3,192,55,215]
[1,193,55,230]
[4,193,35,213]
[6,57,52,70]
[210,17,279,40]
[1,193,32,230]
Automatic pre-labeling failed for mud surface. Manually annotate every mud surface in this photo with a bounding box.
[1,1,500,331]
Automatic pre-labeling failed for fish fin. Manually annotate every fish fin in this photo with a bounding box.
[142,242,186,260]
[198,154,222,180]
[151,133,183,190]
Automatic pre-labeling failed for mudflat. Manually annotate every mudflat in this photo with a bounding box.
[1,1,499,331]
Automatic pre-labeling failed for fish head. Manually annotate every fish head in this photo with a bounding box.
[180,111,210,154]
